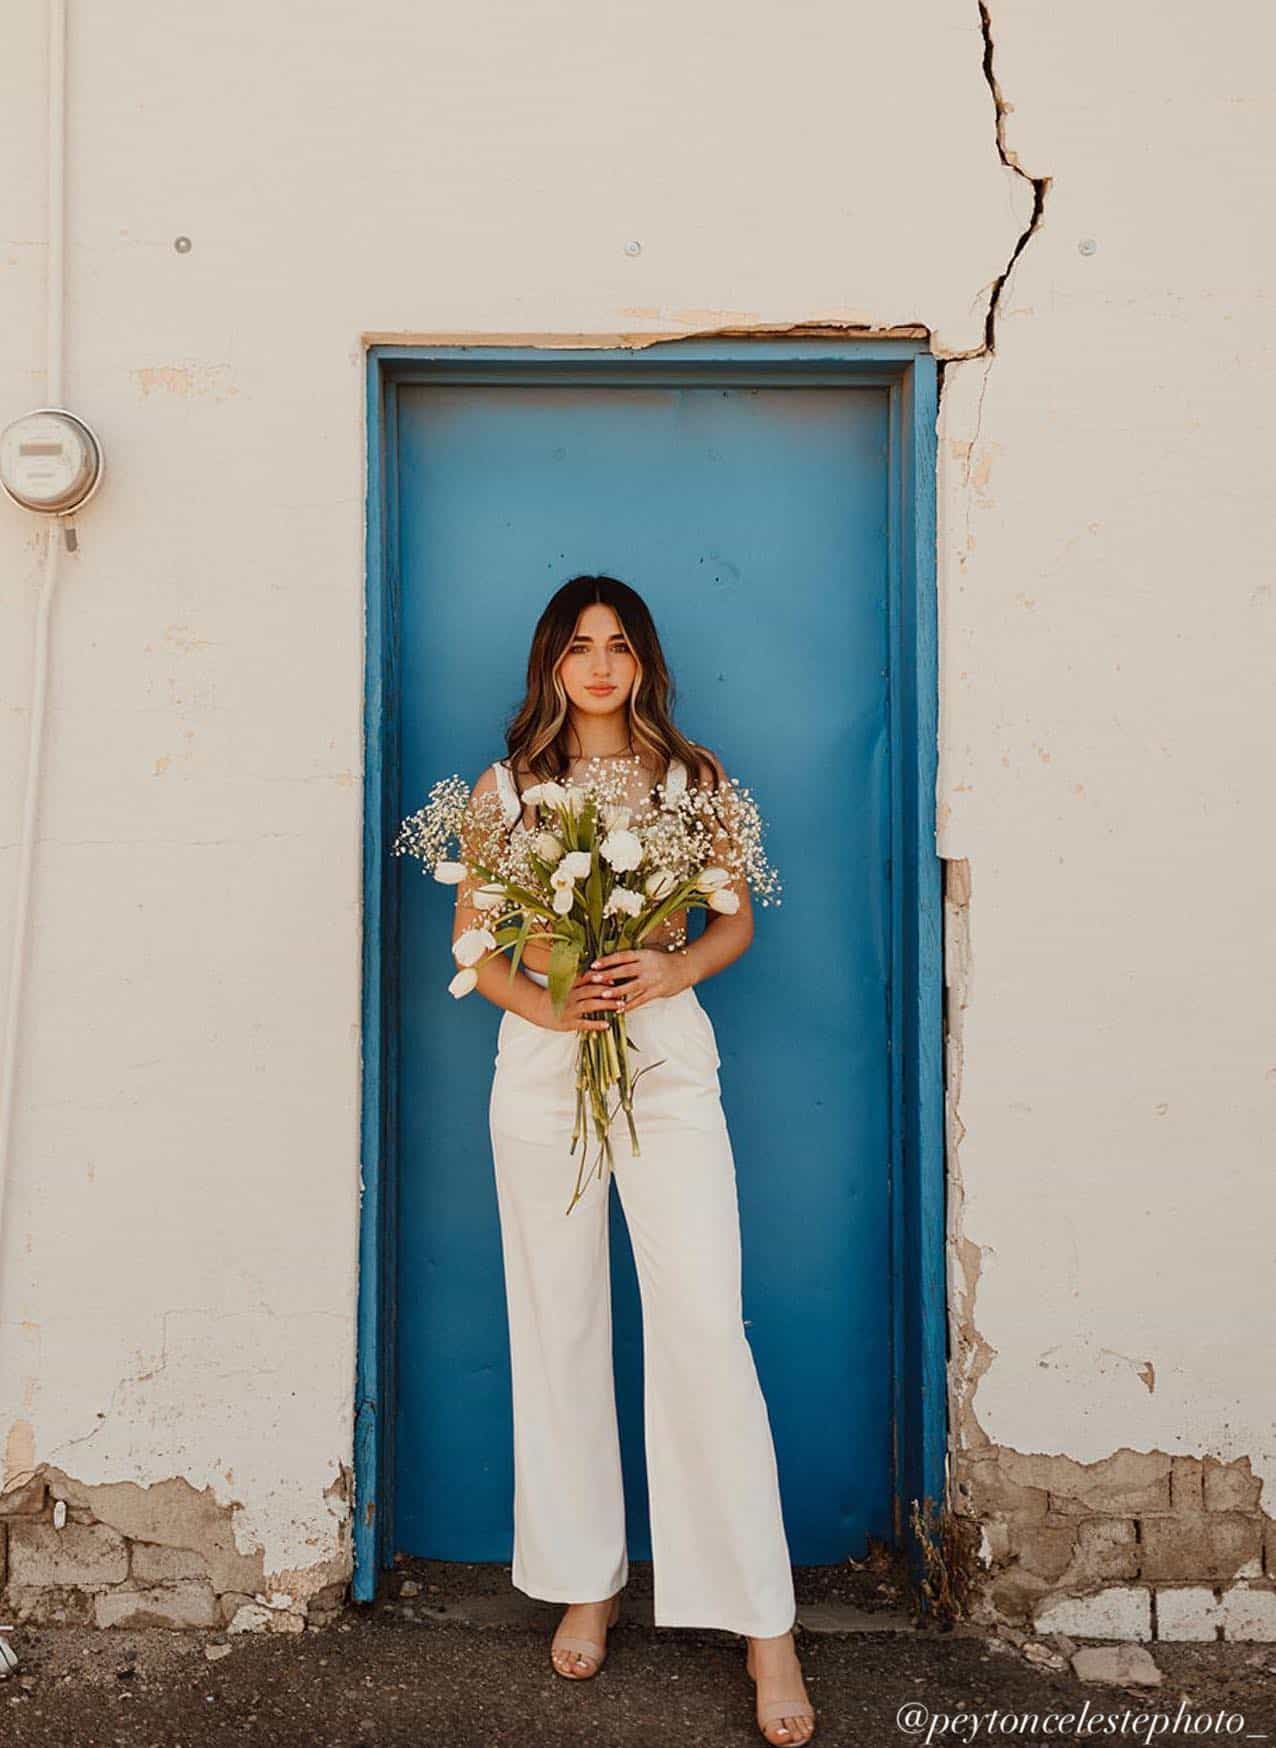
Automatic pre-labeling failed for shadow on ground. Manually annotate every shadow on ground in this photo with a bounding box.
[3,1555,1275,1747]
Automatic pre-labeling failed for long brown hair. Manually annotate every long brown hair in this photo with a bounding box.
[504,574,720,794]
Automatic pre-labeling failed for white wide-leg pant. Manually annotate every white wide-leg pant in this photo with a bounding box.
[488,967,796,1639]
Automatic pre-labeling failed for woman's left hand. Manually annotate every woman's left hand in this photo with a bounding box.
[586,947,691,1013]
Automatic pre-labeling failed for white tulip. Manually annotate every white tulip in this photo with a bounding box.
[560,850,592,880]
[453,926,498,967]
[448,967,478,998]
[433,861,469,885]
[644,868,679,901]
[603,804,632,832]
[533,830,564,862]
[537,781,570,809]
[473,883,505,911]
[520,783,544,805]
[600,828,643,873]
[552,884,575,915]
[563,783,588,815]
[696,867,732,891]
[604,886,643,918]
[707,887,740,914]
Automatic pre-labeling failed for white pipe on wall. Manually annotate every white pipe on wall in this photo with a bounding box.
[0,0,68,1248]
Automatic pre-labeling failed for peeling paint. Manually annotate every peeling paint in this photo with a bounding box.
[358,319,934,353]
[0,1463,352,1629]
[938,1,1056,1486]
[130,363,239,401]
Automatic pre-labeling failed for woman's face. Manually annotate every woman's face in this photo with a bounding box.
[557,602,638,720]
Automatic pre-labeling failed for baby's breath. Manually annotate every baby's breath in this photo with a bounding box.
[393,757,783,1215]
[647,773,783,908]
[391,774,471,868]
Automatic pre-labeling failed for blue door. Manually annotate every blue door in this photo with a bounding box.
[394,382,891,1564]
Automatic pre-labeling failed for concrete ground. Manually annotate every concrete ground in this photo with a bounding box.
[3,1554,1275,1747]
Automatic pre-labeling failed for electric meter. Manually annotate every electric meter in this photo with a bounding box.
[0,408,103,514]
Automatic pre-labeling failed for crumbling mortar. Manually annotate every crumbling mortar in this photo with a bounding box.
[952,1444,1276,1633]
[942,857,997,1473]
[0,1462,352,1631]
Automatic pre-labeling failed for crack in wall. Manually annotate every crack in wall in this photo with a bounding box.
[936,0,1053,441]
[973,0,1050,359]
[937,6,1054,1479]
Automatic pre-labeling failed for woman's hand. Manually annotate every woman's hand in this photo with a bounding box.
[534,970,627,1034]
[584,947,691,1014]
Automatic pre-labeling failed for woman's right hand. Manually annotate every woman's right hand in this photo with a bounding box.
[533,971,623,1033]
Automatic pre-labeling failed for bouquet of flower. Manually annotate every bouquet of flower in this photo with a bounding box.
[393,759,781,1213]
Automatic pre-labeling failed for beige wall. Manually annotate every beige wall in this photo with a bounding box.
[0,0,1271,1619]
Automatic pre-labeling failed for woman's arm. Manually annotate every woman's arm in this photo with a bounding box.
[451,766,549,1023]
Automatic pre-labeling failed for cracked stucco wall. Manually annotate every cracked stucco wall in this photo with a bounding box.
[936,0,1276,1632]
[0,0,1271,1626]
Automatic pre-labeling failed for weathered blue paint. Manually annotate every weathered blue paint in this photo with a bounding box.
[357,339,944,1606]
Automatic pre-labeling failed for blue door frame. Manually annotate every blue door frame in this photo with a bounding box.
[355,337,945,1604]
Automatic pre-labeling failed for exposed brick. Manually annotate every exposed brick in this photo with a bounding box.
[1203,1459,1263,1515]
[1034,1585,1152,1641]
[306,1578,347,1628]
[0,1476,47,1518]
[95,1582,219,1630]
[1169,1458,1204,1512]
[1066,1518,1140,1586]
[1010,1519,1078,1581]
[1156,1586,1221,1641]
[130,1543,211,1585]
[7,1521,128,1589]
[1037,1450,1171,1518]
[1140,1513,1262,1583]
[957,1454,1049,1521]
[987,1567,1052,1625]
[1220,1585,1276,1642]
[5,1584,95,1625]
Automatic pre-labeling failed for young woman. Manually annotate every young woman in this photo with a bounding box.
[452,574,816,1745]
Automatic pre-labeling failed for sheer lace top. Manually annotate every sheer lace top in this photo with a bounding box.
[492,753,690,952]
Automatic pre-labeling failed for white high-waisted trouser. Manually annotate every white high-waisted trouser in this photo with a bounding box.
[488,966,796,1639]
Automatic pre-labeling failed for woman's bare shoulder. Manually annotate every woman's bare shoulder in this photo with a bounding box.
[504,754,540,791]
[682,741,728,787]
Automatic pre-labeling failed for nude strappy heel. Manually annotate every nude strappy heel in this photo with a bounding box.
[549,1591,622,1680]
[745,1636,816,1743]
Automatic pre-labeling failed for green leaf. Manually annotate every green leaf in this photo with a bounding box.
[547,936,581,1015]
[507,913,533,980]
[634,876,701,943]
[586,845,603,938]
